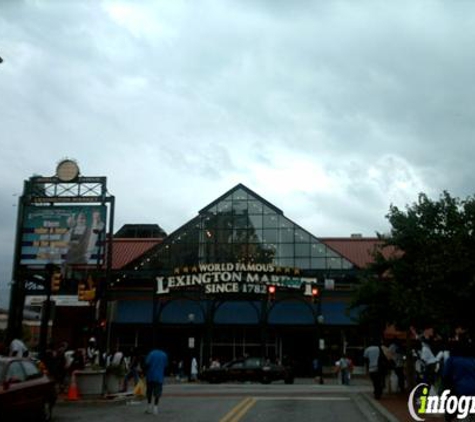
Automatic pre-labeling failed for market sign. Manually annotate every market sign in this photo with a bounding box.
[20,205,106,266]
[155,262,316,296]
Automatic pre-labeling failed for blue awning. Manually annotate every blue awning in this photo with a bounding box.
[266,301,358,326]
[114,300,205,324]
[160,300,205,324]
[115,300,152,324]
[214,301,260,325]
[268,302,314,325]
[113,299,359,326]
[321,302,359,326]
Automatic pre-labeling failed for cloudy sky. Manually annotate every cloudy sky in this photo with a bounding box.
[1,0,475,306]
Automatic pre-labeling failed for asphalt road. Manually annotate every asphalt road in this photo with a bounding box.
[54,381,389,422]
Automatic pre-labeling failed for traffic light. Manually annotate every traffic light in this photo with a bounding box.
[78,282,86,301]
[51,271,62,293]
[267,285,276,302]
[311,284,320,303]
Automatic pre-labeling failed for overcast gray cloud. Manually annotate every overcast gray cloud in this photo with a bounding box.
[1,0,475,306]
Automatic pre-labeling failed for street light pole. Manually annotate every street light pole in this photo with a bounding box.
[313,280,324,384]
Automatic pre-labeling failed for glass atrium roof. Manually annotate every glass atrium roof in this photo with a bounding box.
[139,184,354,274]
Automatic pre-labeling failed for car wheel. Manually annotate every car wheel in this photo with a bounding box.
[41,401,53,422]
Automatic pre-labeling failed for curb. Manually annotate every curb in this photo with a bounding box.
[360,393,400,422]
[57,392,137,406]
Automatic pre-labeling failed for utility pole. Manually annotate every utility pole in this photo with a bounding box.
[6,181,28,345]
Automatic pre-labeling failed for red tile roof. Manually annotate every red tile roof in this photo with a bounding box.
[321,238,396,269]
[111,238,162,270]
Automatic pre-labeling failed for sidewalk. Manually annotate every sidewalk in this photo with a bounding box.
[373,392,410,422]
[374,391,445,422]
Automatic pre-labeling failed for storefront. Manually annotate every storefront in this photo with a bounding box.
[108,184,370,375]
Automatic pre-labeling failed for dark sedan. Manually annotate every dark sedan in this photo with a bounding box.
[0,356,57,421]
[200,357,294,384]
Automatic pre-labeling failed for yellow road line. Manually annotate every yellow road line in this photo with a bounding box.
[220,397,254,422]
[229,398,256,422]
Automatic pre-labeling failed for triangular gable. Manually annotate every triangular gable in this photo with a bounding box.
[199,183,283,216]
[135,184,354,272]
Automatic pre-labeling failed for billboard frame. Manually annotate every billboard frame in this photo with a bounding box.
[7,166,115,355]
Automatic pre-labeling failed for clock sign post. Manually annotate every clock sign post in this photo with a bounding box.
[7,160,115,355]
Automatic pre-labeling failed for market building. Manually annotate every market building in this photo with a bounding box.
[106,184,384,375]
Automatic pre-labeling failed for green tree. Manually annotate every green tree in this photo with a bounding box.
[353,191,475,334]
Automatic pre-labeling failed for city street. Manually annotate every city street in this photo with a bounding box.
[54,380,390,422]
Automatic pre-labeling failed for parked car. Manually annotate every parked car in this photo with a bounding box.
[200,357,294,384]
[0,356,57,421]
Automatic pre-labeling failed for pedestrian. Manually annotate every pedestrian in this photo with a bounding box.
[64,346,75,389]
[106,346,126,389]
[364,337,385,399]
[56,342,68,388]
[144,348,168,415]
[312,356,324,384]
[335,353,352,385]
[9,337,28,357]
[68,347,85,386]
[442,334,475,421]
[412,326,440,388]
[122,348,141,392]
[43,342,57,377]
[86,337,100,367]
[110,346,125,367]
[45,342,68,392]
[64,346,75,369]
[177,359,185,381]
[210,357,221,369]
[190,357,198,381]
[388,339,405,393]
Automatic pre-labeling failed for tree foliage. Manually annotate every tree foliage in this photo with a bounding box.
[353,191,475,334]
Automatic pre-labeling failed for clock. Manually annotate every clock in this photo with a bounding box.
[56,159,80,182]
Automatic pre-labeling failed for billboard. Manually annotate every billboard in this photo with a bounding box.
[20,205,106,266]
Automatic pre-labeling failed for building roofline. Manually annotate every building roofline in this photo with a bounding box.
[199,183,284,215]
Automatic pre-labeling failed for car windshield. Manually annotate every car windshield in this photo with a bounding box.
[244,358,262,367]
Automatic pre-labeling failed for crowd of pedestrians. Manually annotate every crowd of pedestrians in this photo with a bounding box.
[6,322,475,419]
[361,323,475,421]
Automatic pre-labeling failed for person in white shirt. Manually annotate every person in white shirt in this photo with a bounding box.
[9,338,28,357]
[190,357,198,381]
[412,326,441,387]
[86,337,100,366]
[335,354,352,385]
[110,349,124,367]
[364,338,384,399]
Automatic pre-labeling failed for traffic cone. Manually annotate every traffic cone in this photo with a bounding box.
[67,371,79,401]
